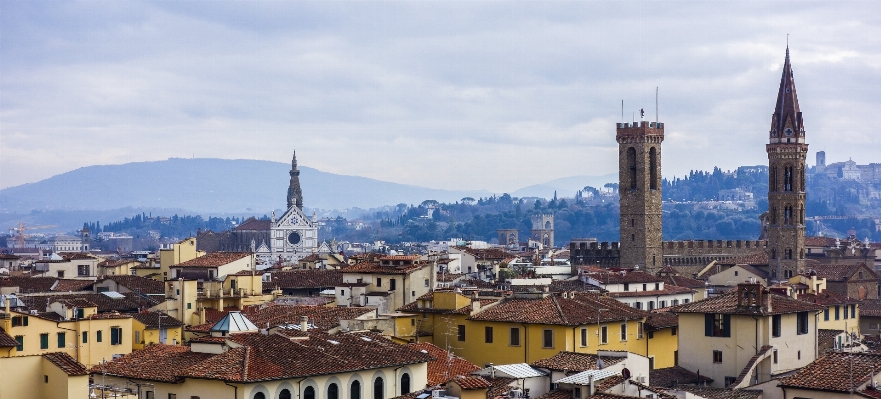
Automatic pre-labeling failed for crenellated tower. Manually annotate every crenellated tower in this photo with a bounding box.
[287,151,304,210]
[617,120,664,274]
[766,46,808,280]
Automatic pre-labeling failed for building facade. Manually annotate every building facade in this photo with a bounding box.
[270,151,319,263]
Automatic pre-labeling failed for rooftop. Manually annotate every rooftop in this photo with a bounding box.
[779,352,881,392]
[530,351,624,372]
[671,285,825,316]
[173,252,251,268]
[468,292,649,326]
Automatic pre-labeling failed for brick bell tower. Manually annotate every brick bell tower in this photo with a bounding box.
[766,46,808,281]
[617,118,664,274]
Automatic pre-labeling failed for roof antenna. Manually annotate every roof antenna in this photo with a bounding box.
[655,87,659,124]
[621,100,624,123]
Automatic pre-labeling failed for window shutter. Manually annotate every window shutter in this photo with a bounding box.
[723,315,731,337]
[705,314,713,336]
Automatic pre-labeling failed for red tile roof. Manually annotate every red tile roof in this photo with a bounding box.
[779,352,881,392]
[797,291,856,306]
[52,279,97,292]
[649,366,714,387]
[536,390,573,399]
[580,269,663,284]
[93,344,215,383]
[43,352,89,375]
[451,375,492,390]
[671,286,825,316]
[860,299,881,318]
[131,311,184,328]
[645,311,679,330]
[661,275,707,289]
[608,285,694,298]
[468,292,649,325]
[342,261,428,275]
[805,236,838,247]
[671,387,761,399]
[0,329,19,347]
[408,342,479,386]
[101,275,165,295]
[235,218,272,231]
[190,304,375,332]
[530,351,624,372]
[265,269,342,290]
[173,252,251,268]
[398,292,499,315]
[810,263,876,281]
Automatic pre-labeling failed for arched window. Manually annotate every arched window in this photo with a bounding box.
[784,166,793,191]
[649,147,658,190]
[627,147,637,189]
[280,389,292,399]
[351,380,361,399]
[374,377,384,399]
[545,221,551,229]
[328,383,339,399]
[304,387,315,399]
[772,206,777,225]
[401,373,411,394]
[253,393,266,399]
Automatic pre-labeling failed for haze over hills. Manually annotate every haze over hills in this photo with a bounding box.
[0,158,618,216]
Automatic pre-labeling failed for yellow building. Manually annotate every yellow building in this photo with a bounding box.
[96,259,142,276]
[0,351,89,399]
[152,271,275,327]
[95,312,434,399]
[1,298,134,368]
[158,237,203,279]
[130,311,184,350]
[400,290,674,369]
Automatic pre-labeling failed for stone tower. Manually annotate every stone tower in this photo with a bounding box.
[287,151,304,210]
[531,214,554,247]
[766,46,807,281]
[497,229,519,247]
[617,120,664,273]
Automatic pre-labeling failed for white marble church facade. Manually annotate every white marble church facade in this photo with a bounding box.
[266,152,319,264]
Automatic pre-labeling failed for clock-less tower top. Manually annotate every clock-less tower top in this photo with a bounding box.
[287,151,304,210]
[766,46,808,281]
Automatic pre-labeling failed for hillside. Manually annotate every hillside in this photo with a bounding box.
[0,158,493,213]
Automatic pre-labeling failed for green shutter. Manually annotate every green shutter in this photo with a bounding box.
[57,333,65,348]
[97,330,102,342]
[15,336,23,351]
[704,314,713,336]
[40,334,48,349]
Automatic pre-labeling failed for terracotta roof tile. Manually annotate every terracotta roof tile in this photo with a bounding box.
[671,286,825,316]
[173,252,251,268]
[43,352,89,375]
[797,291,856,306]
[235,218,272,231]
[810,263,876,281]
[530,351,624,372]
[94,344,214,383]
[131,311,184,328]
[266,269,342,290]
[537,389,574,399]
[469,292,649,325]
[101,275,164,295]
[0,328,19,347]
[342,261,427,275]
[672,387,762,399]
[408,342,479,386]
[52,279,97,292]
[579,268,663,284]
[860,299,881,317]
[19,292,158,313]
[192,304,374,332]
[398,292,499,315]
[645,312,679,330]
[805,236,838,247]
[451,375,492,390]
[649,366,714,387]
[779,352,881,392]
[608,285,694,298]
[661,275,707,289]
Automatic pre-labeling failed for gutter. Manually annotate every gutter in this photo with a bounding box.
[224,380,238,399]
[295,377,307,399]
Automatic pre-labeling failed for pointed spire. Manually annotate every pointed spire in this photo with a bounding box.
[769,46,804,140]
[287,150,303,210]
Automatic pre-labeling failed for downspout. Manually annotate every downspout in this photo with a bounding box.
[751,316,758,355]
[295,377,307,399]
[224,380,238,399]
[521,323,528,363]
[572,326,577,352]
[56,320,79,363]
[393,365,404,396]
[126,378,141,399]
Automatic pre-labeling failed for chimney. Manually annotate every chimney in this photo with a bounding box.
[199,307,206,324]
[300,316,308,332]
[470,292,481,314]
[589,374,596,396]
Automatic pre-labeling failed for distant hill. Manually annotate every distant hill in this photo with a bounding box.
[0,158,493,213]
[511,174,617,198]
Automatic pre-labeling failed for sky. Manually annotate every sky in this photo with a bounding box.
[1,1,879,193]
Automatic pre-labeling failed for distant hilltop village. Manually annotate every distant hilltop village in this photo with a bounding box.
[1,47,881,399]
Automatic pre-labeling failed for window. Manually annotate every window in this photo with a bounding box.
[648,331,654,339]
[649,147,658,189]
[15,336,23,351]
[57,271,64,278]
[44,375,48,383]
[510,328,521,346]
[146,392,154,399]
[373,377,383,399]
[76,308,84,319]
[623,283,630,291]
[620,323,627,341]
[304,387,315,399]
[705,314,731,337]
[672,299,679,306]
[390,279,396,290]
[627,147,637,189]
[637,322,644,339]
[635,302,642,310]
[797,312,809,335]
[400,373,411,394]
[684,299,690,304]
[642,284,647,291]
[649,357,655,371]
[542,329,554,348]
[713,350,723,363]
[135,331,140,343]
[328,383,339,399]
[660,300,667,308]
[735,271,739,276]
[424,279,429,287]
[187,303,192,310]
[852,305,857,318]
[40,333,49,349]
[376,278,381,287]
[672,327,677,336]
[845,305,849,319]
[457,325,465,342]
[78,264,90,276]
[254,394,266,399]
[824,308,830,321]
[111,327,123,345]
[724,377,736,388]
[97,330,103,342]
[648,301,655,311]
[351,380,361,399]
[485,327,493,343]
[835,306,840,320]
[773,350,778,364]
[580,328,588,346]
[11,316,28,327]
[772,315,781,337]
[601,326,608,344]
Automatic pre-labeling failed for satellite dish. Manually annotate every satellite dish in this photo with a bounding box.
[622,368,631,380]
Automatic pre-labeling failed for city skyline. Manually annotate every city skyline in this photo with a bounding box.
[2,1,879,192]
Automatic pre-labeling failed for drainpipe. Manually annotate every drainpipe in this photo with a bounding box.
[224,381,238,399]
[521,323,528,362]
[295,377,307,399]
[572,326,577,353]
[393,365,404,396]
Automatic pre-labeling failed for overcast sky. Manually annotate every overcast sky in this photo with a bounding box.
[1,1,879,193]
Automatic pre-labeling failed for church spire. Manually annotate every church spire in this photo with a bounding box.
[770,46,804,140]
[287,151,303,210]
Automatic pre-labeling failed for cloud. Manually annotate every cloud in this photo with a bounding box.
[1,1,879,194]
